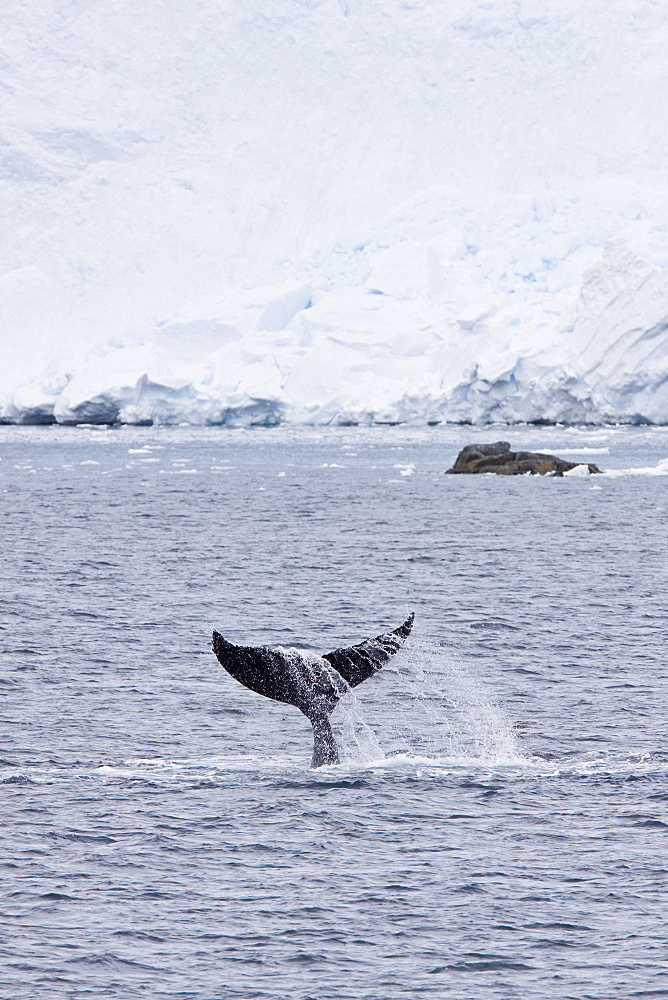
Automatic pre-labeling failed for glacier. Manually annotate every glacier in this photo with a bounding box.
[1,0,667,426]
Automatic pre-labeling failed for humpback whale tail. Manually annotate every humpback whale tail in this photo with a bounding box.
[212,613,414,767]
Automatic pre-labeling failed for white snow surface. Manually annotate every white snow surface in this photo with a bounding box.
[2,0,668,426]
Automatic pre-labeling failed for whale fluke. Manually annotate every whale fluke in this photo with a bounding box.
[322,612,415,688]
[212,613,414,768]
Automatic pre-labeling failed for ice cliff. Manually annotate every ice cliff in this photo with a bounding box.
[2,1,667,426]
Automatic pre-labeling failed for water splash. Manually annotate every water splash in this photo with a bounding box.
[396,633,526,765]
[275,647,384,766]
[323,632,526,769]
[246,635,524,769]
[333,690,386,765]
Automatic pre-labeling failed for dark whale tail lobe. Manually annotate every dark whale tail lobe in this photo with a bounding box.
[322,612,415,688]
[211,613,415,768]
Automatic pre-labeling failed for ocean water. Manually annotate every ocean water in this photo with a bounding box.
[1,423,667,1000]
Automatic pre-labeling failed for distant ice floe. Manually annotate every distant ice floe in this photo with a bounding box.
[603,457,668,477]
[536,447,610,455]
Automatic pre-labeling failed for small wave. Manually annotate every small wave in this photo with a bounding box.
[113,930,166,942]
[277,777,368,790]
[431,959,532,973]
[65,953,168,973]
[525,921,592,931]
[48,831,116,843]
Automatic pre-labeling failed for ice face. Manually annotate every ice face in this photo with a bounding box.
[2,2,667,426]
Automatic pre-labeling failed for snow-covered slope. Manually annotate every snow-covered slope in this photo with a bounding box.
[2,0,667,425]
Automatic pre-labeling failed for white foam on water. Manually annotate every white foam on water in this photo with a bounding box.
[90,753,310,783]
[6,746,668,789]
[333,751,668,784]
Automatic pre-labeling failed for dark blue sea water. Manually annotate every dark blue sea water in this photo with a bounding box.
[1,424,667,999]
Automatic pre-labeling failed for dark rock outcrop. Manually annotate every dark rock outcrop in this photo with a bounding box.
[446,441,602,476]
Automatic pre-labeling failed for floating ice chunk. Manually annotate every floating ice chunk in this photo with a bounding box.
[540,447,610,455]
[604,458,668,477]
